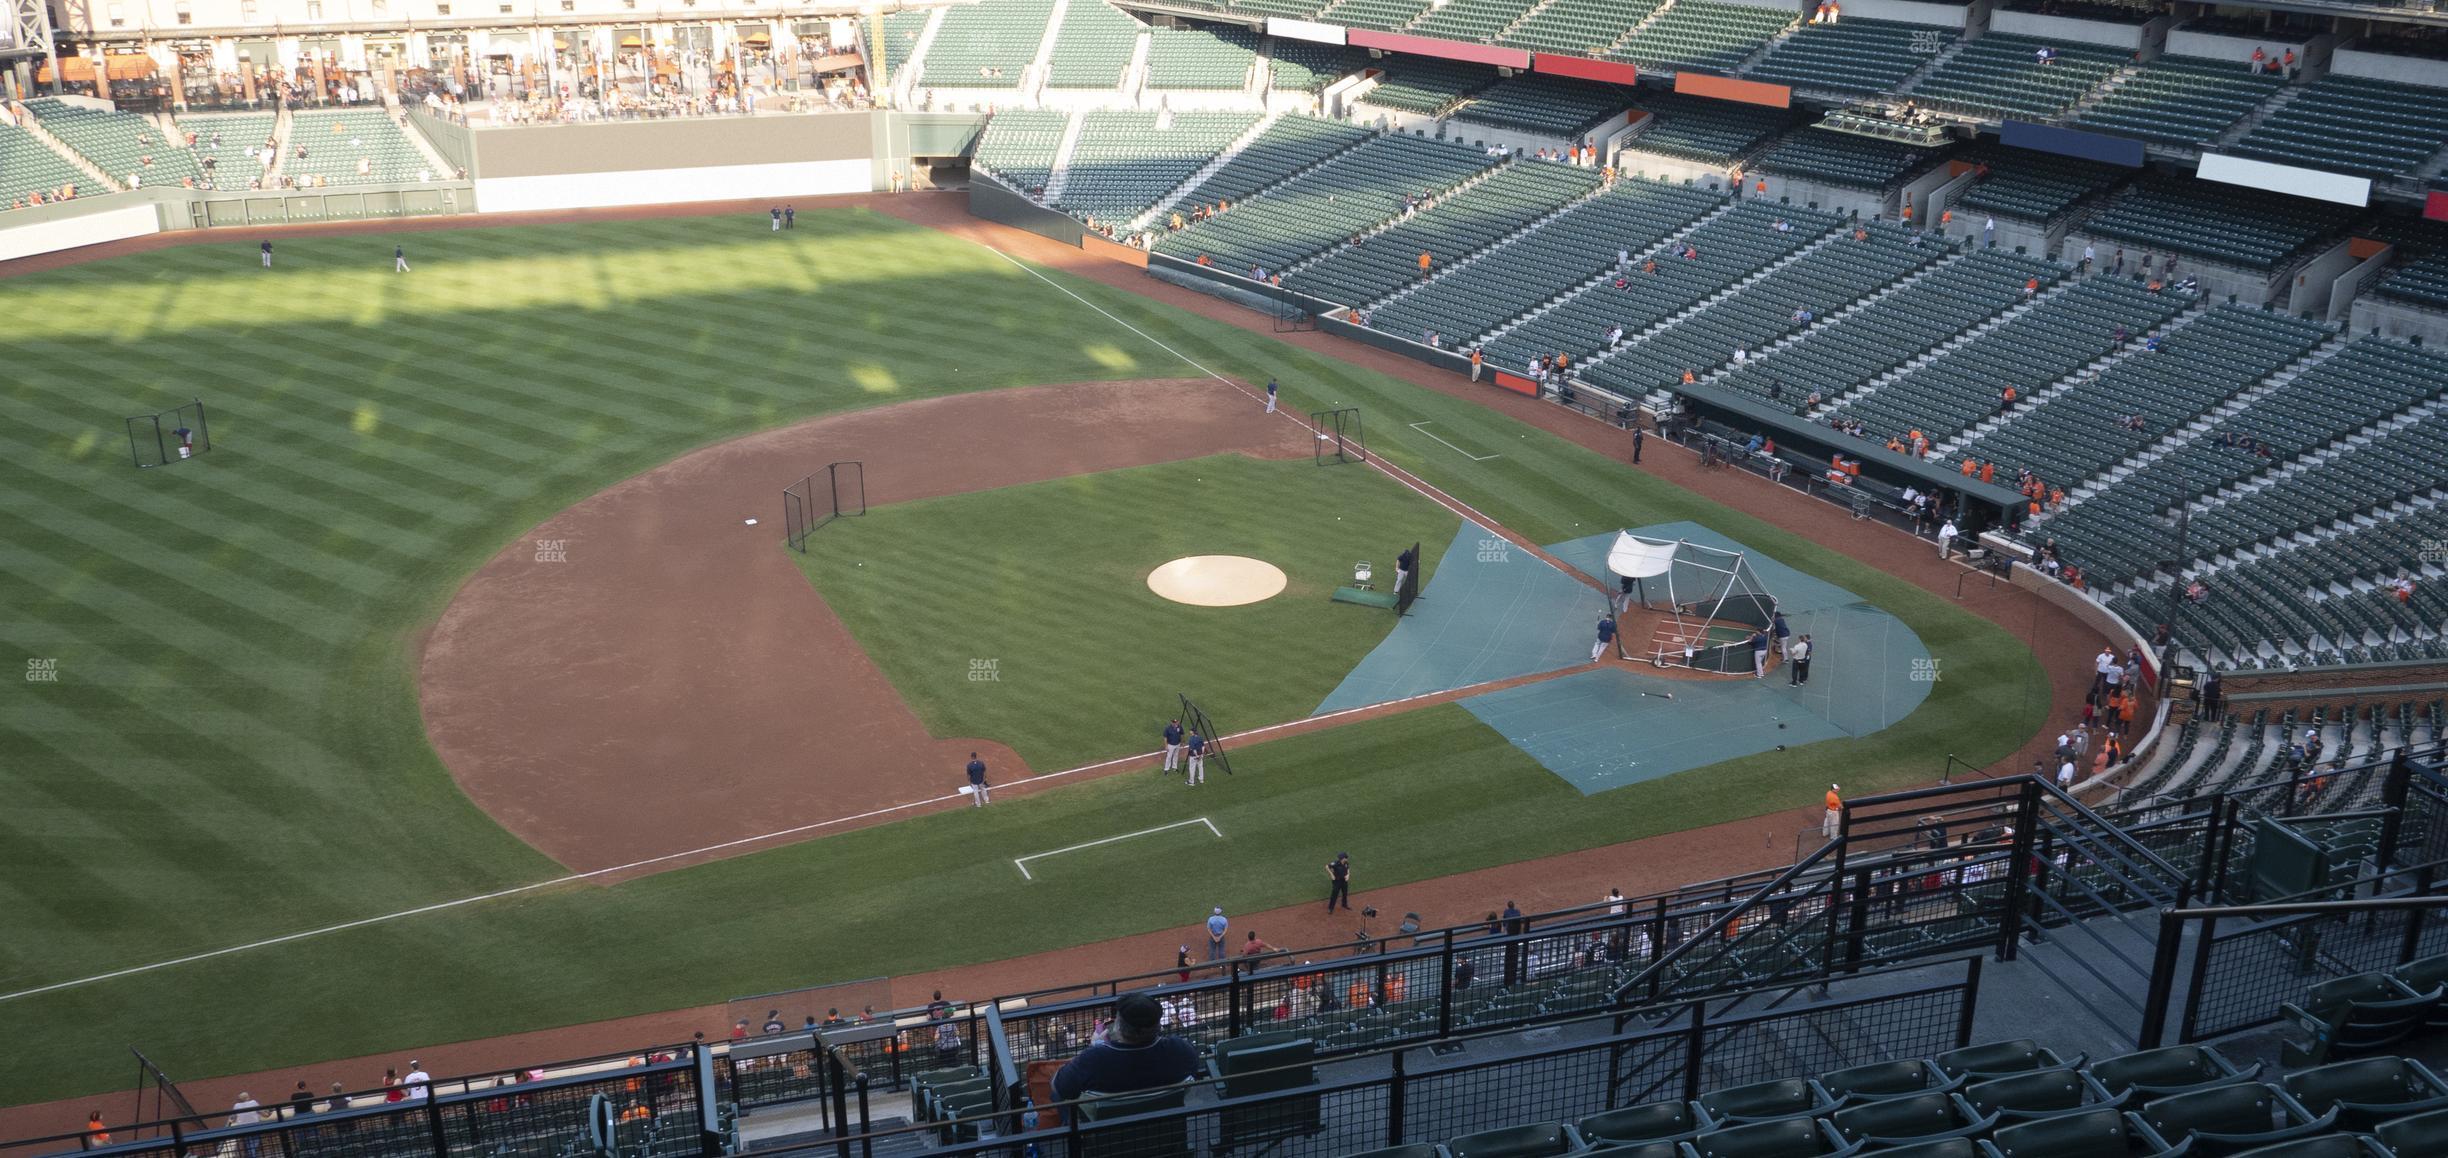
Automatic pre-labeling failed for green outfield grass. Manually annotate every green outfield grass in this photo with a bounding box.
[0,208,2048,1105]
[792,454,1460,769]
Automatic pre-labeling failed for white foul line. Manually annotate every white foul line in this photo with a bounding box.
[1014,817,1223,880]
[0,240,1593,1007]
[1408,421,1501,461]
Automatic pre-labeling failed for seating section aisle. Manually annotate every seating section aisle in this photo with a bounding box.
[25,98,200,189]
[1365,179,1723,346]
[2045,339,2448,586]
[1587,222,1937,399]
[1059,111,1258,224]
[1155,133,1496,273]
[1963,306,2331,496]
[1170,114,1372,210]
[1952,145,2129,224]
[868,9,932,83]
[1606,0,1796,72]
[1755,127,1927,188]
[1487,201,1824,369]
[1833,278,2192,441]
[919,0,1055,89]
[1623,92,1795,165]
[1360,58,1500,116]
[1907,34,2127,120]
[2080,178,2353,270]
[1745,19,1943,95]
[1500,0,1657,56]
[0,120,89,207]
[1288,160,1600,307]
[1145,26,1258,90]
[1409,0,1544,44]
[973,110,1071,192]
[284,109,431,185]
[1452,75,1631,140]
[2231,75,2448,180]
[1043,0,1144,89]
[2072,57,2283,147]
[1267,40,1360,92]
[1716,249,2063,410]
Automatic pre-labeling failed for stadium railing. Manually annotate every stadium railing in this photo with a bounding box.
[16,1047,724,1158]
[788,956,1982,1157]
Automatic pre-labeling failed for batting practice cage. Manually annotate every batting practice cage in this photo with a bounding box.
[1177,693,1234,777]
[1313,408,1365,465]
[784,461,866,552]
[127,399,211,468]
[1606,533,1778,672]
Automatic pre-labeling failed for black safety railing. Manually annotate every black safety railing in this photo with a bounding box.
[9,1048,723,1158]
[2138,751,2448,1045]
[787,958,1980,1158]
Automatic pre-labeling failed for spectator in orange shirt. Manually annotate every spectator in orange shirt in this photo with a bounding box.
[1979,461,1996,484]
[1961,457,1977,476]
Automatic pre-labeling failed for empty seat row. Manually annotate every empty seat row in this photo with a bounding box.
[1173,114,1373,209]
[2071,56,2283,148]
[1716,249,2062,412]
[918,0,1055,88]
[1288,159,1601,307]
[1835,278,2189,442]
[1058,111,1258,225]
[1607,0,1797,73]
[972,109,1070,192]
[1366,179,1723,346]
[2231,74,2448,180]
[1746,19,1946,96]
[1963,306,2330,496]
[1362,57,1503,117]
[1907,34,2128,121]
[1756,127,1928,189]
[1155,132,1498,273]
[1145,26,1259,90]
[1489,201,1832,368]
[1623,91,1796,165]
[1454,75,1634,140]
[1042,0,1143,89]
[2080,178,2353,271]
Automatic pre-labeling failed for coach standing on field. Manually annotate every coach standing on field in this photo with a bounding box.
[1325,853,1352,912]
[965,752,990,806]
[1162,718,1184,773]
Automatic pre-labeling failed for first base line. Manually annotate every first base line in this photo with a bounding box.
[1015,817,1222,880]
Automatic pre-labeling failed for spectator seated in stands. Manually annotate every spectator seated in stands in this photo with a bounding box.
[1050,992,1201,1107]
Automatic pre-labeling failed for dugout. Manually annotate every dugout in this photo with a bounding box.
[1670,382,2029,534]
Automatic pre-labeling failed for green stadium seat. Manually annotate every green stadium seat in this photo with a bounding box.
[1578,1101,1715,1146]
[1827,1092,1997,1146]
[2280,974,2443,1067]
[1960,1069,2123,1122]
[1145,26,1259,90]
[2283,1057,2448,1131]
[1208,1033,1318,1140]
[1449,1122,1587,1157]
[1979,1106,2179,1158]
[2376,1107,2448,1158]
[2134,1084,2338,1156]
[1935,1040,2079,1082]
[1699,1078,1835,1124]
[1043,0,1142,89]
[1687,1116,1865,1158]
[2223,1139,2372,1158]
[1074,1082,1191,1156]
[1818,1060,1962,1104]
[919,0,1055,89]
[2087,1047,2261,1100]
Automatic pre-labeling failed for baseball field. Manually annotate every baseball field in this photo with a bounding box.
[0,199,2051,1109]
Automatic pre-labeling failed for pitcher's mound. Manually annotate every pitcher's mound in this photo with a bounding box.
[1148,556,1288,607]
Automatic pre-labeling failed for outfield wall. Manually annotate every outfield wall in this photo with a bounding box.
[468,113,877,212]
[0,180,468,263]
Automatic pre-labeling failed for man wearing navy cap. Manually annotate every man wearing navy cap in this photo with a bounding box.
[1326,852,1352,912]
